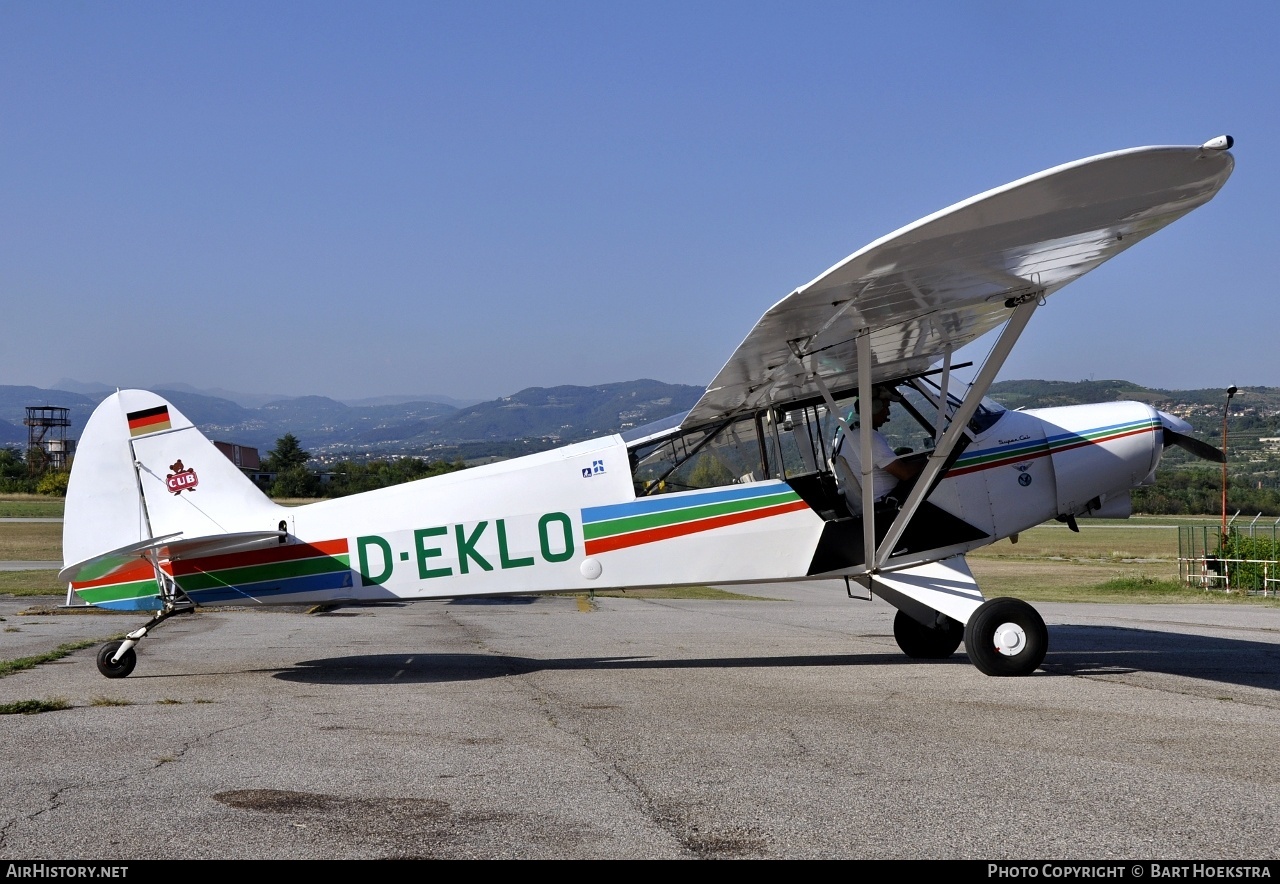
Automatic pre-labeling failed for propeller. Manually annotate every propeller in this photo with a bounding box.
[1157,411,1225,463]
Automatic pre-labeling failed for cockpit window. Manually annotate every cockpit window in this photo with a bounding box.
[626,375,1007,497]
[630,415,766,495]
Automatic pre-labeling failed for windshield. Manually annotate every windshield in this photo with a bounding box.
[906,376,1007,440]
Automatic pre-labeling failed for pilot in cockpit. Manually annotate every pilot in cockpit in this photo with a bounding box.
[830,386,924,515]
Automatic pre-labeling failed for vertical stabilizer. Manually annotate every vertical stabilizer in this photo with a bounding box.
[64,391,286,569]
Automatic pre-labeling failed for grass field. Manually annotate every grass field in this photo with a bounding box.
[0,571,67,595]
[3,500,1274,606]
[0,495,64,519]
[0,522,62,560]
[0,494,75,597]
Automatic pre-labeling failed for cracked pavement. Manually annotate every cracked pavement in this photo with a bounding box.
[1,586,1279,859]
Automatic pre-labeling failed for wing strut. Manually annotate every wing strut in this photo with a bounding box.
[933,345,953,443]
[856,328,877,568]
[873,295,1041,570]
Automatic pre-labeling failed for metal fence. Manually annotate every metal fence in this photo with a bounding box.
[1178,514,1280,595]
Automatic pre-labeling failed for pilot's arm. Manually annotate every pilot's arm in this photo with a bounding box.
[866,428,925,492]
[884,454,924,482]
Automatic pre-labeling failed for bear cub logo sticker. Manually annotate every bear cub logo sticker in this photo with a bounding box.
[166,459,199,495]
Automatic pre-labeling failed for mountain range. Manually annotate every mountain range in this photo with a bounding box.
[3,379,1277,462]
[48,378,483,411]
[0,379,705,460]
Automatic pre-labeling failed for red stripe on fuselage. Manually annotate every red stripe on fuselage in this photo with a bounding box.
[1044,425,1155,457]
[946,425,1156,477]
[168,538,350,576]
[71,559,156,589]
[584,499,811,555]
[71,538,351,587]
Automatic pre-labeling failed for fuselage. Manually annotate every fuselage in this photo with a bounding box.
[68,392,1167,611]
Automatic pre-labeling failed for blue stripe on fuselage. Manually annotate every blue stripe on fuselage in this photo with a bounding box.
[582,481,792,524]
[184,569,356,605]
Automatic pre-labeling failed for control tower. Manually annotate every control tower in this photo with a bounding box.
[24,406,75,471]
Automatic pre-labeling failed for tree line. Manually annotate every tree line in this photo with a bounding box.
[257,433,466,498]
[0,434,465,499]
[1131,469,1280,517]
[0,446,68,495]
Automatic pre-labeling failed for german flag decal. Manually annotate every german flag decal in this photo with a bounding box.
[126,405,172,437]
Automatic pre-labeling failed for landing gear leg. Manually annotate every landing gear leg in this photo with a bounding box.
[963,597,1048,676]
[94,603,193,679]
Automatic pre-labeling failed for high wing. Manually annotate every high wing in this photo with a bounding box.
[683,142,1234,429]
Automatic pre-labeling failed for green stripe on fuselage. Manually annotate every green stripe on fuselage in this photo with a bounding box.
[583,491,799,541]
[1046,421,1152,450]
[954,440,1047,469]
[173,553,352,593]
[76,579,157,606]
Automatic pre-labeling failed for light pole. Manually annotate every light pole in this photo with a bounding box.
[1221,385,1238,549]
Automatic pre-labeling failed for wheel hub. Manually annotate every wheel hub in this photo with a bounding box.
[993,622,1027,656]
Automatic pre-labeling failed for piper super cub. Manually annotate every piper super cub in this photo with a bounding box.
[61,137,1235,679]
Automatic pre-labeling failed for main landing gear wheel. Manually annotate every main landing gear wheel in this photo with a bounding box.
[96,641,137,679]
[893,610,963,659]
[963,597,1047,677]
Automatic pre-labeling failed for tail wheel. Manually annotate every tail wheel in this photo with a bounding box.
[893,610,963,659]
[96,641,137,679]
[963,597,1047,676]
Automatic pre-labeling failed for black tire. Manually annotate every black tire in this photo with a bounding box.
[963,597,1047,677]
[893,609,963,659]
[96,641,137,679]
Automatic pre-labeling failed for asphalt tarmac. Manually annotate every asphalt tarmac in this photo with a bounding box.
[1,584,1278,860]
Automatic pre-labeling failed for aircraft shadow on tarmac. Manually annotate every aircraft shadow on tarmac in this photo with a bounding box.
[273,624,1280,690]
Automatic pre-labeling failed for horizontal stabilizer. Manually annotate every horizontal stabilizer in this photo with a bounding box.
[61,530,287,584]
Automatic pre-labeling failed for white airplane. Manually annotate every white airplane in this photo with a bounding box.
[61,137,1235,679]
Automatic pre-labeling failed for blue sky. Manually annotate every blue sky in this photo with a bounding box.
[1,2,1275,402]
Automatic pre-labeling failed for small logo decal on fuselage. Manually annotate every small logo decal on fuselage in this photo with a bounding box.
[582,459,606,479]
[166,459,198,494]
